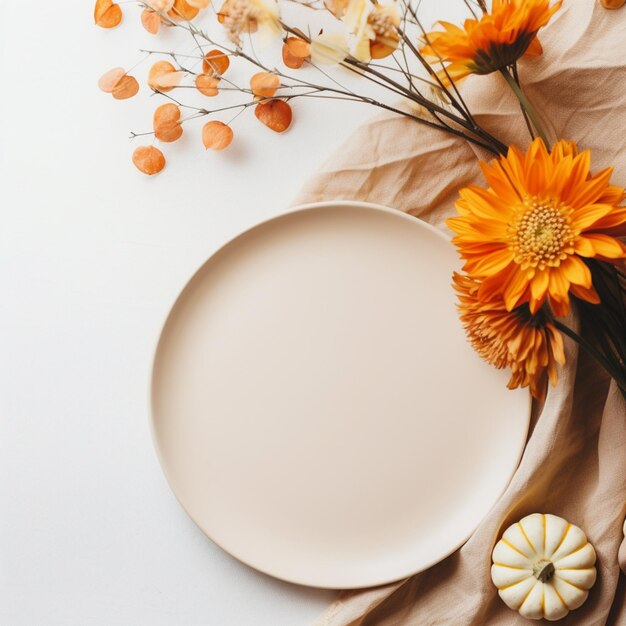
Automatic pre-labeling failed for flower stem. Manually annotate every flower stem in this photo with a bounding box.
[500,68,550,148]
[553,319,626,399]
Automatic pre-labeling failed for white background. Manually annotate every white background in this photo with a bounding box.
[1,1,463,624]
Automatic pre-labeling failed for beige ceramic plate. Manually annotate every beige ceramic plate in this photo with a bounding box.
[151,201,530,589]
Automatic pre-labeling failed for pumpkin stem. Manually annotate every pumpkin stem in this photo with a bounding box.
[533,559,555,583]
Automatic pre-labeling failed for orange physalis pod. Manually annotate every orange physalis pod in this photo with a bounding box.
[254,100,292,133]
[285,37,310,58]
[282,45,304,69]
[195,75,219,97]
[250,72,280,98]
[94,0,122,28]
[187,0,211,7]
[148,61,183,92]
[141,8,161,34]
[153,103,183,142]
[132,146,166,175]
[112,75,140,99]
[202,121,234,151]
[168,0,199,20]
[98,67,126,93]
[98,68,139,100]
[282,38,310,69]
[203,50,230,76]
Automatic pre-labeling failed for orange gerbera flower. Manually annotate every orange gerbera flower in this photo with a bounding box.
[448,138,626,317]
[454,273,565,399]
[421,0,561,84]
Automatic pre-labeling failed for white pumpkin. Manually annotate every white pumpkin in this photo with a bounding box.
[491,513,596,621]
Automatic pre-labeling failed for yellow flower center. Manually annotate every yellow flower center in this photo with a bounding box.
[510,197,575,270]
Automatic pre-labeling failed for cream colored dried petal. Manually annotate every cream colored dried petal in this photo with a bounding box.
[310,33,349,65]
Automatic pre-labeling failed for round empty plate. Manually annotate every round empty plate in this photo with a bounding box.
[151,201,530,589]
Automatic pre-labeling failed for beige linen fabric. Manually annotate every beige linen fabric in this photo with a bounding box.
[293,2,626,624]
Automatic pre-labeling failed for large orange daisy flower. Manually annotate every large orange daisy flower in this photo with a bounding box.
[421,0,561,84]
[447,138,626,317]
[453,273,565,399]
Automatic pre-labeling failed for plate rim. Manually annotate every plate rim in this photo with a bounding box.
[149,200,531,589]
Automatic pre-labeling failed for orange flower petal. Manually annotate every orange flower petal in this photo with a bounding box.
[254,100,292,133]
[571,203,617,231]
[568,282,600,305]
[202,50,230,76]
[132,146,166,175]
[148,61,183,92]
[583,233,626,259]
[94,0,122,27]
[529,270,550,304]
[202,121,234,150]
[153,103,183,142]
[141,8,161,34]
[502,267,530,311]
[112,75,140,99]
[560,255,592,288]
[250,72,281,98]
[98,67,126,93]
[195,74,219,97]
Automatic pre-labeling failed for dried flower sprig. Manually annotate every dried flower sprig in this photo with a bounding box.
[96,0,517,175]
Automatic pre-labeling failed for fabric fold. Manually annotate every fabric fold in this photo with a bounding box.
[296,1,626,623]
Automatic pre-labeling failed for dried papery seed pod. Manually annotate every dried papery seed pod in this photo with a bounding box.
[148,61,184,92]
[255,99,292,133]
[112,75,139,99]
[98,67,126,93]
[153,103,183,142]
[168,0,199,20]
[599,0,625,7]
[282,37,310,69]
[202,50,230,76]
[132,146,166,175]
[195,75,219,97]
[282,45,304,69]
[285,37,310,58]
[250,72,280,98]
[94,0,122,27]
[202,121,234,150]
[141,8,161,34]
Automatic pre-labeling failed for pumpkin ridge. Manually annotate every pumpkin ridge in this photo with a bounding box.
[502,537,531,558]
[542,514,547,558]
[518,521,537,554]
[548,522,571,558]
[552,584,567,609]
[493,563,530,570]
[554,540,589,561]
[519,579,540,612]
[553,574,589,593]
[496,577,534,591]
